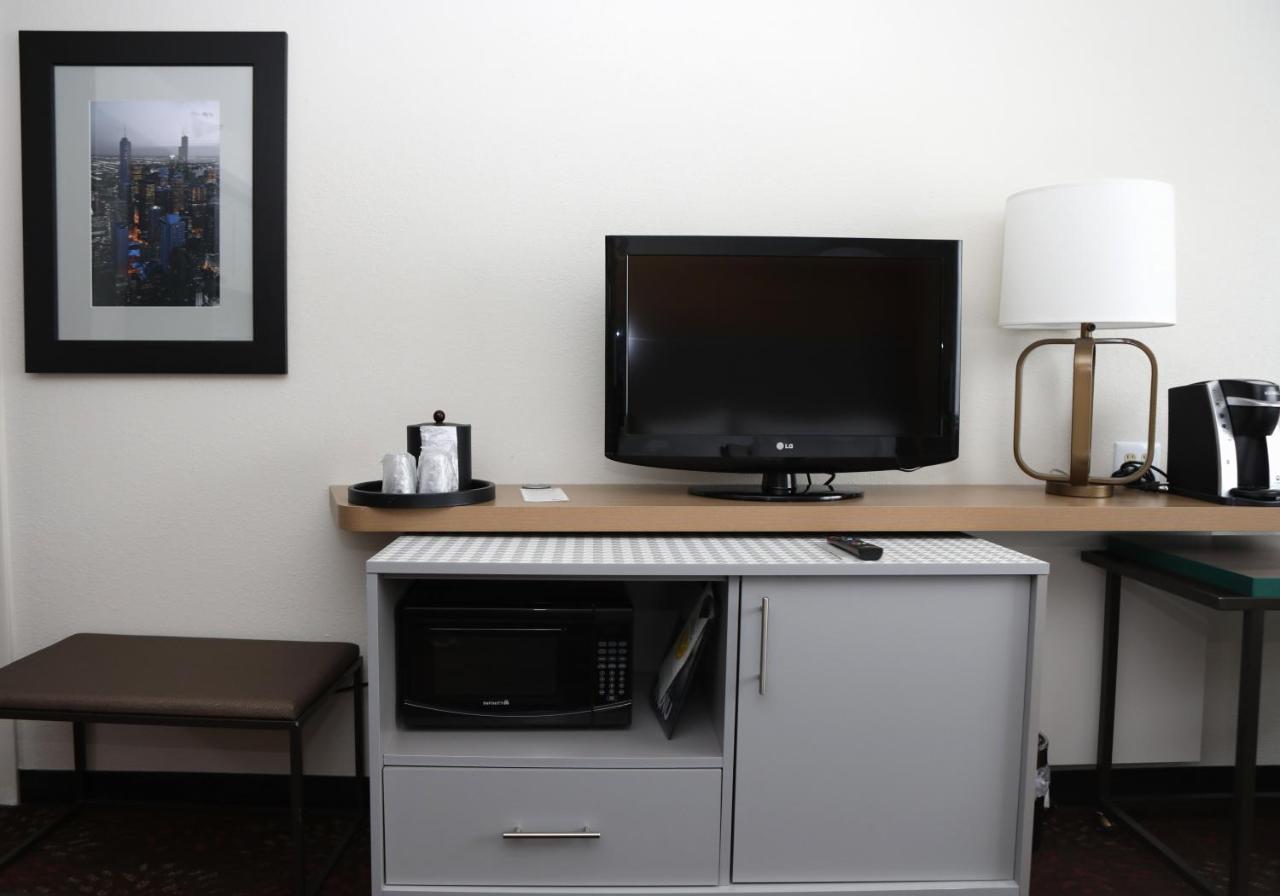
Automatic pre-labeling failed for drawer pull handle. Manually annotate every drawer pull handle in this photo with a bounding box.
[502,826,601,840]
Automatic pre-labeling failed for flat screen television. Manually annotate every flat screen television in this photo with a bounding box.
[605,235,961,501]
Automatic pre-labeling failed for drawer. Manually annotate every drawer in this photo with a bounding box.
[383,766,721,886]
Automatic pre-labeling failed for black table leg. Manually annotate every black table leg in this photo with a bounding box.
[353,658,365,791]
[289,723,306,896]
[1096,571,1122,807]
[72,721,86,800]
[1230,609,1265,896]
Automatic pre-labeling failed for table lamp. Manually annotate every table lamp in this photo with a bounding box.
[999,179,1176,498]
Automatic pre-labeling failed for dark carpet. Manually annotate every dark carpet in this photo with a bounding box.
[1031,799,1280,895]
[0,799,1272,894]
[0,803,369,895]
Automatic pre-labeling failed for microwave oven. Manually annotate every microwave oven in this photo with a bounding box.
[396,581,633,728]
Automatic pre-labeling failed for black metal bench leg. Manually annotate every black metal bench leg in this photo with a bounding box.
[353,659,365,803]
[1096,571,1121,810]
[289,723,306,896]
[72,721,86,800]
[1230,609,1265,896]
[284,658,365,896]
[0,719,88,871]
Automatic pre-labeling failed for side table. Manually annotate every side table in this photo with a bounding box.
[1083,537,1280,896]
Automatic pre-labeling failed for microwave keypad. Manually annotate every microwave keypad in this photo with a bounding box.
[596,640,628,704]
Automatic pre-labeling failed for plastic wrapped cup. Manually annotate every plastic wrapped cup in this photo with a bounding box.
[381,453,417,494]
[417,426,460,493]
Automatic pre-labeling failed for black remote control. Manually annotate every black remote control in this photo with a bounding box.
[826,535,884,561]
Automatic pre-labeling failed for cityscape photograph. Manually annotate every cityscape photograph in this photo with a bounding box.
[89,99,220,307]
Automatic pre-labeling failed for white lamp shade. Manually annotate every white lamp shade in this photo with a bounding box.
[999,179,1176,329]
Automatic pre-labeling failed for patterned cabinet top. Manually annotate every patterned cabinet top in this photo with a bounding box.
[367,534,1048,577]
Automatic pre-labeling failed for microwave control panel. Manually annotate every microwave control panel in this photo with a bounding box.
[596,637,629,705]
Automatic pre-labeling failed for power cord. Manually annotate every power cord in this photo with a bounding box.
[802,473,839,492]
[1110,460,1169,492]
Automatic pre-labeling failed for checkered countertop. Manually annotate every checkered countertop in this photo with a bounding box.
[367,534,1048,576]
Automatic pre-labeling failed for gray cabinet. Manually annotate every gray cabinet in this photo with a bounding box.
[365,535,1046,895]
[734,576,1035,884]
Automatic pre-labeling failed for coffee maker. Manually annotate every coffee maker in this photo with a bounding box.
[1168,379,1280,505]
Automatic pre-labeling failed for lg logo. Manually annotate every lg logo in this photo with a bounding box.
[776,441,795,450]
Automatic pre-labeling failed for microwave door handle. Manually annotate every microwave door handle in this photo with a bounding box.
[503,826,601,840]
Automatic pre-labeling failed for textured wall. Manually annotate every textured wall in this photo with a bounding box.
[0,0,1277,775]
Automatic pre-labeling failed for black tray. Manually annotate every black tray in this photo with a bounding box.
[347,479,496,508]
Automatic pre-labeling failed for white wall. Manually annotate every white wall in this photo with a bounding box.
[0,0,1277,776]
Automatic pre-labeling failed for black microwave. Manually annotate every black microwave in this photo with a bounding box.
[396,581,633,728]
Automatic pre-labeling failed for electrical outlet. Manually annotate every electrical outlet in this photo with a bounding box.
[1113,440,1162,473]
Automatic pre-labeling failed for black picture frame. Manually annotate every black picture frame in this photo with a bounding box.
[19,31,287,374]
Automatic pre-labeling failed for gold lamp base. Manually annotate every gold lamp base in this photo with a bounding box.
[1045,481,1115,498]
[1013,323,1159,499]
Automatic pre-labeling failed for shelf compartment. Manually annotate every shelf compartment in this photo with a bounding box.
[382,696,722,768]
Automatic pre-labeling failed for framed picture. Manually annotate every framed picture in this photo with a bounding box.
[19,31,287,374]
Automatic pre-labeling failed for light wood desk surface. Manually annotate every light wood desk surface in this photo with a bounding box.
[330,484,1280,533]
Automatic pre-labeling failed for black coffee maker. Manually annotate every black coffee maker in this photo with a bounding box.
[1168,379,1280,505]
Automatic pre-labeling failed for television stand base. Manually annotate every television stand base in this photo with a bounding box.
[689,485,863,502]
[690,473,864,502]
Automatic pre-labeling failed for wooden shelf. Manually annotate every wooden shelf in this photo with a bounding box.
[382,699,723,769]
[331,483,1280,533]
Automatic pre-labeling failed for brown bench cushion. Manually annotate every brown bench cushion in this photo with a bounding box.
[0,634,359,722]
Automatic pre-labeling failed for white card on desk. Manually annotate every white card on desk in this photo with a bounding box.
[520,487,569,503]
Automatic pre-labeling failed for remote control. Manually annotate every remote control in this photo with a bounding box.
[826,535,884,561]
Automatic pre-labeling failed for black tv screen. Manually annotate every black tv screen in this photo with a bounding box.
[605,236,961,498]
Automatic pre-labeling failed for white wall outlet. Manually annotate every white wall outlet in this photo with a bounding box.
[1113,440,1163,473]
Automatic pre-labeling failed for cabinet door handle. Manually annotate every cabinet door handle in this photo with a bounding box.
[758,596,770,696]
[502,825,600,840]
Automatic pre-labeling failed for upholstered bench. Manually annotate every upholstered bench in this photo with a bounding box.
[0,633,363,896]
